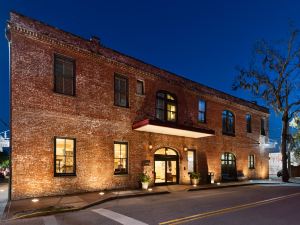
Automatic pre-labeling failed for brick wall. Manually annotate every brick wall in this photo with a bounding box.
[8,12,269,200]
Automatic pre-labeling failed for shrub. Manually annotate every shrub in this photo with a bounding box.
[0,160,9,168]
[139,173,151,183]
[189,172,201,180]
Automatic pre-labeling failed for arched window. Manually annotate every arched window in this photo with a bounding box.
[156,91,177,122]
[222,110,235,134]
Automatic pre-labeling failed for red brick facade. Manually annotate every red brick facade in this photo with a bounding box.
[7,12,270,200]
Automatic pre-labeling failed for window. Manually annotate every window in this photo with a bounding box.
[198,100,206,123]
[114,74,129,107]
[187,150,196,173]
[136,80,144,95]
[54,137,76,176]
[156,91,177,122]
[261,118,266,136]
[54,55,75,96]
[222,110,235,135]
[246,114,252,133]
[114,142,128,175]
[248,154,255,169]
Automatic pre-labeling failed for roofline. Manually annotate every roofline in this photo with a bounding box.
[8,11,269,114]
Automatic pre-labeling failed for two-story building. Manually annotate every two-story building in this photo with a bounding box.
[6,12,269,200]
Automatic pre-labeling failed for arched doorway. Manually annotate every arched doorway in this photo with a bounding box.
[154,148,179,185]
[221,152,237,181]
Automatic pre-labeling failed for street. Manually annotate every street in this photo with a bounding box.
[2,184,300,225]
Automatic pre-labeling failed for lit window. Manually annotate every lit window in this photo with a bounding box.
[188,150,196,173]
[222,110,235,135]
[54,55,75,96]
[248,154,255,169]
[246,114,252,133]
[114,142,128,175]
[114,74,129,107]
[54,137,76,176]
[156,91,177,122]
[136,80,144,95]
[198,100,206,123]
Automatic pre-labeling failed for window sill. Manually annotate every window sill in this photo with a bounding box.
[136,93,145,97]
[113,104,130,109]
[113,174,129,177]
[53,91,76,98]
[222,132,235,137]
[54,173,76,177]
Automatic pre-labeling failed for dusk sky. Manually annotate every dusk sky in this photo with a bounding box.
[1,0,300,143]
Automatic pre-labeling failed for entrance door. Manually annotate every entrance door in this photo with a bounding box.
[221,152,237,181]
[154,148,179,185]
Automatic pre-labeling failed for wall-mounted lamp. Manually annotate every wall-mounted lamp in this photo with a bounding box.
[148,144,153,150]
[183,147,188,152]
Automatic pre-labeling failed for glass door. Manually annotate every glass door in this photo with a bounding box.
[154,148,179,185]
[155,160,166,184]
[166,160,177,183]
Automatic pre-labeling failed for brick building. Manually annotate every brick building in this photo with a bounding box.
[6,12,269,200]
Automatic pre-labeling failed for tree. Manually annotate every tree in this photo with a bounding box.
[289,116,300,163]
[233,29,300,182]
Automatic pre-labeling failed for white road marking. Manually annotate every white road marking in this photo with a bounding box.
[43,215,58,225]
[92,208,148,225]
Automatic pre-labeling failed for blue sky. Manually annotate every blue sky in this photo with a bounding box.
[1,0,300,142]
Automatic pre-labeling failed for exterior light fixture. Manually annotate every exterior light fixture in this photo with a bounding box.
[99,192,105,196]
[183,147,188,152]
[217,182,221,186]
[0,189,4,192]
[148,188,152,191]
[193,184,197,187]
[32,198,39,202]
[148,144,153,150]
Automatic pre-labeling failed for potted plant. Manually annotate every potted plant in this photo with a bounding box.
[139,172,151,190]
[190,172,201,185]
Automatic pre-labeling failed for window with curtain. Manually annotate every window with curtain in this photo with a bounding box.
[114,142,128,175]
[187,150,196,173]
[248,154,255,169]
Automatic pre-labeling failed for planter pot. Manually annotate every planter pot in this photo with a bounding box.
[142,182,149,190]
[191,178,199,185]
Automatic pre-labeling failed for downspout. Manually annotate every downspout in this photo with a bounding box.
[5,22,12,201]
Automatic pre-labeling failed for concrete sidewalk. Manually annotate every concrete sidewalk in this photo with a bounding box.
[2,178,299,221]
[0,181,8,220]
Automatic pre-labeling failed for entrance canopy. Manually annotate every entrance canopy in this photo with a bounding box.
[132,119,215,138]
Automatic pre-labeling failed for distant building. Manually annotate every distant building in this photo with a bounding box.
[7,12,270,200]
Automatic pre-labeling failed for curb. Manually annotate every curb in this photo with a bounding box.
[9,191,170,220]
[188,182,283,191]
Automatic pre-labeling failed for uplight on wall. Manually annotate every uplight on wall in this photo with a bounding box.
[148,144,153,150]
[32,198,39,203]
[183,147,188,152]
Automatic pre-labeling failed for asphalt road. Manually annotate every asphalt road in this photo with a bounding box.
[2,184,300,225]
